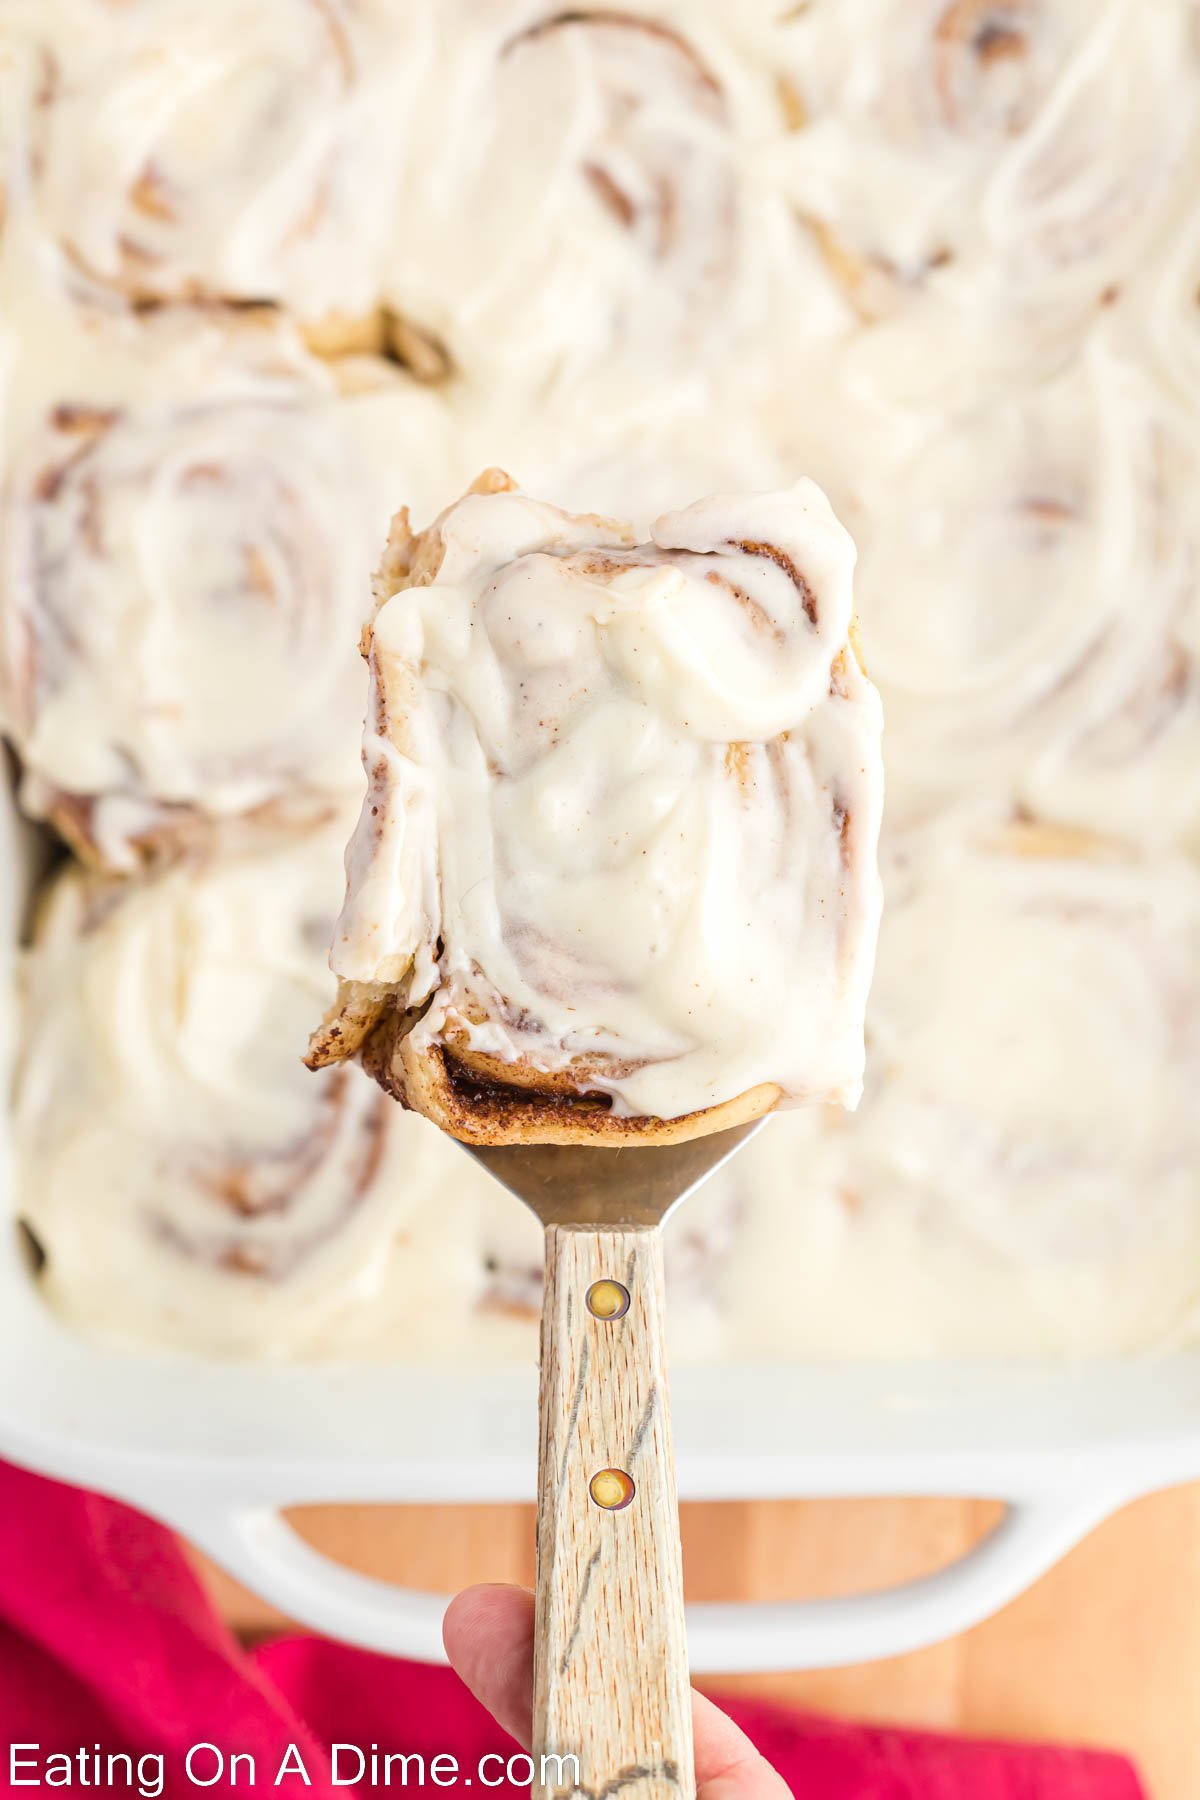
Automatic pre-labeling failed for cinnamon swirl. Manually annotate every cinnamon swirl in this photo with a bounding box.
[0,0,426,336]
[844,818,1200,1352]
[776,0,1196,349]
[308,470,884,1145]
[864,818,1200,1260]
[0,279,462,868]
[844,340,1200,849]
[385,5,765,400]
[13,816,398,1356]
[673,816,1200,1360]
[12,810,557,1359]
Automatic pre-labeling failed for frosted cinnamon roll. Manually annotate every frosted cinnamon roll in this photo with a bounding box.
[777,0,1195,341]
[824,817,1200,1355]
[0,0,425,335]
[308,470,884,1145]
[0,290,461,868]
[12,811,562,1360]
[681,809,1200,1361]
[387,5,757,399]
[13,817,399,1357]
[846,341,1200,849]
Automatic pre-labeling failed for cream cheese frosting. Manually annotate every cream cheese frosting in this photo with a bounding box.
[12,812,545,1361]
[15,814,408,1357]
[13,810,733,1364]
[0,232,467,866]
[6,1,1200,1364]
[836,336,1200,850]
[690,816,1200,1360]
[382,1,805,411]
[22,809,1200,1365]
[326,474,884,1126]
[770,0,1198,350]
[0,0,429,326]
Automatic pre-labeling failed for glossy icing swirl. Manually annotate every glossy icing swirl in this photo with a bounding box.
[775,0,1198,348]
[15,819,393,1353]
[328,472,884,1123]
[385,4,787,404]
[0,266,462,866]
[6,1,1200,1364]
[0,0,427,326]
[841,337,1200,848]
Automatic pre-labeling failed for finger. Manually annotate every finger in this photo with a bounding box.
[692,1689,793,1798]
[443,1582,535,1749]
[445,1585,789,1796]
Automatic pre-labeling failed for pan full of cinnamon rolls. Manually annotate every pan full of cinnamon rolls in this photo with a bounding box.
[4,0,1200,1370]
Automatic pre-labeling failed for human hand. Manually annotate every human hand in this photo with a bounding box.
[444,1583,790,1798]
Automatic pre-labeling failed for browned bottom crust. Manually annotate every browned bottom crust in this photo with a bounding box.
[306,987,781,1146]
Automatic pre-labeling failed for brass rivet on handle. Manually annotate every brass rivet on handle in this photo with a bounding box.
[589,1468,635,1510]
[586,1279,630,1320]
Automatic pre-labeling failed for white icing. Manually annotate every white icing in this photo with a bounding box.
[693,821,1200,1360]
[332,478,883,1121]
[24,811,1200,1364]
[0,236,467,864]
[383,1,804,413]
[5,1,1200,1364]
[771,0,1198,350]
[13,814,546,1360]
[0,0,430,323]
[12,813,736,1363]
[840,338,1200,849]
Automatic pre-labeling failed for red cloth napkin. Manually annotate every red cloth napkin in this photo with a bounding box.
[0,1460,1145,1798]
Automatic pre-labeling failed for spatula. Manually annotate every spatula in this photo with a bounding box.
[467,1119,765,1800]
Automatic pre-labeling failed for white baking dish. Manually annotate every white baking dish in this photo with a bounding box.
[2,783,1196,1673]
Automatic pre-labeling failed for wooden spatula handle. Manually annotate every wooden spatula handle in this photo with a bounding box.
[533,1222,695,1800]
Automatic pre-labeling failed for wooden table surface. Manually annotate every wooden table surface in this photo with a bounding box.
[192,1483,1200,1799]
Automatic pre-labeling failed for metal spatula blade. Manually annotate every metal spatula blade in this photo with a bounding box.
[464,1116,765,1228]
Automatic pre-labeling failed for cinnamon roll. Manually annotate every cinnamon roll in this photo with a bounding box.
[386,5,765,400]
[0,0,427,336]
[776,0,1196,347]
[844,818,1200,1352]
[12,811,555,1359]
[308,470,884,1145]
[0,284,462,868]
[678,817,1200,1360]
[844,340,1200,850]
[13,816,396,1356]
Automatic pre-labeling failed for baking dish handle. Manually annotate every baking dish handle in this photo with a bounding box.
[168,1486,1119,1671]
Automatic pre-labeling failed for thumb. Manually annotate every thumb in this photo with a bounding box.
[690,1691,792,1799]
[444,1584,790,1797]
